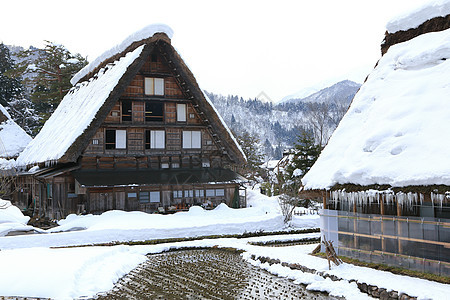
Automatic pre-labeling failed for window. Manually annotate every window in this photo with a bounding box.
[145,130,165,149]
[171,162,180,169]
[139,191,160,203]
[183,131,201,149]
[184,190,193,198]
[128,192,137,198]
[195,190,204,197]
[177,103,186,122]
[161,163,169,169]
[145,102,164,122]
[122,101,132,121]
[139,191,149,203]
[145,77,164,96]
[151,53,158,62]
[150,191,160,203]
[105,129,126,149]
[205,189,224,197]
[174,190,183,198]
[92,139,99,145]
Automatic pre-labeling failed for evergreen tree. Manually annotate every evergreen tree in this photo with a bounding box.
[0,43,22,107]
[17,41,87,124]
[286,129,321,179]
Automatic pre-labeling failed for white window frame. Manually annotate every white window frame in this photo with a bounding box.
[177,103,187,122]
[150,130,165,149]
[215,189,225,197]
[144,77,164,96]
[183,131,201,149]
[116,130,127,149]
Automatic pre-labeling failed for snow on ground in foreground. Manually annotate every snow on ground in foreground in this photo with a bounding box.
[0,191,445,299]
[0,239,447,300]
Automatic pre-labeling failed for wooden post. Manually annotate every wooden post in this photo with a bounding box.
[322,191,327,209]
[381,194,386,252]
[396,195,402,254]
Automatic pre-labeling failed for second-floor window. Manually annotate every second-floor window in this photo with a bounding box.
[145,130,165,149]
[145,77,164,96]
[105,129,126,149]
[183,130,201,149]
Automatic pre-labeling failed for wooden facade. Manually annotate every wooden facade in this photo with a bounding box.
[13,33,246,219]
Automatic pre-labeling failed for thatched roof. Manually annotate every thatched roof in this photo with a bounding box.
[302,12,450,190]
[17,25,245,167]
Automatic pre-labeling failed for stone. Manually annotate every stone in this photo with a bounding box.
[379,288,389,300]
[389,291,399,299]
[358,282,368,293]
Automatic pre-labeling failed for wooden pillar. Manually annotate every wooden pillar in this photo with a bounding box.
[322,191,327,209]
[396,195,402,254]
[381,194,386,252]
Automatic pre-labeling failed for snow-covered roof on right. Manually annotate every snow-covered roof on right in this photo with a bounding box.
[302,10,450,190]
[386,0,450,33]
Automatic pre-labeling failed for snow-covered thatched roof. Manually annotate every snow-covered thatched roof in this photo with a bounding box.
[386,0,450,34]
[302,4,450,190]
[0,105,31,160]
[17,24,245,167]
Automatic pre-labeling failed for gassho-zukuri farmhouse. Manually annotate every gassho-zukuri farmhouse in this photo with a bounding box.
[11,24,247,219]
[301,1,450,276]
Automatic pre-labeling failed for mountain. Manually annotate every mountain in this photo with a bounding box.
[207,80,361,160]
[279,80,361,105]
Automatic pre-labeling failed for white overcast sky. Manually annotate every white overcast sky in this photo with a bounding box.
[1,0,427,101]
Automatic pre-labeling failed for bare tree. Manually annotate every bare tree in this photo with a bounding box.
[306,102,331,147]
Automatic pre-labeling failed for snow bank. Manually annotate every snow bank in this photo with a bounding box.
[0,246,147,299]
[303,28,450,189]
[387,0,450,33]
[17,45,145,166]
[50,193,282,233]
[0,199,32,236]
[71,24,173,85]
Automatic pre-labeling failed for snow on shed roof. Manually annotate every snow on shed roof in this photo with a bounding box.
[17,46,145,167]
[302,27,450,190]
[71,24,173,85]
[0,105,32,159]
[386,0,450,33]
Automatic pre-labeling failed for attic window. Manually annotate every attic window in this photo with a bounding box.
[92,139,99,145]
[145,77,164,96]
[177,103,187,122]
[145,102,164,122]
[122,101,132,122]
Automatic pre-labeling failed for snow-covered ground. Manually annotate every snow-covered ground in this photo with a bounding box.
[0,190,447,299]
